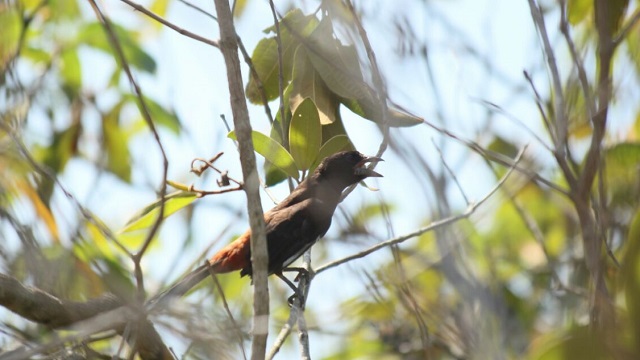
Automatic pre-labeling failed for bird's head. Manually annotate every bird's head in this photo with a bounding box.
[315,150,383,190]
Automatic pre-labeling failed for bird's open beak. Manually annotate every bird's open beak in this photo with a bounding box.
[355,156,384,178]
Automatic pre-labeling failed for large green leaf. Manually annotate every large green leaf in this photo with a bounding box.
[120,191,198,234]
[228,130,299,179]
[289,98,322,171]
[290,45,337,125]
[245,9,319,104]
[305,17,369,100]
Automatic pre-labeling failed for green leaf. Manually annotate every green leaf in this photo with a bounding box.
[626,26,640,81]
[309,135,352,173]
[246,9,319,104]
[528,327,607,360]
[567,0,592,25]
[290,45,338,125]
[245,37,283,103]
[60,49,82,98]
[604,142,640,205]
[80,22,156,73]
[0,7,22,68]
[103,106,132,182]
[321,111,350,142]
[228,130,299,179]
[120,191,198,234]
[49,0,80,20]
[622,209,640,354]
[149,0,170,29]
[305,17,369,100]
[289,98,322,171]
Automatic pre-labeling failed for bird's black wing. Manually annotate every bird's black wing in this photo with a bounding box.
[240,198,331,277]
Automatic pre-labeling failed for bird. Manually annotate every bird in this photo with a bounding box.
[148,150,382,308]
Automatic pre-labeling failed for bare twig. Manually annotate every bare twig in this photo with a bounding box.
[316,147,526,274]
[120,0,219,48]
[431,138,470,205]
[613,7,640,46]
[267,0,287,134]
[527,0,567,154]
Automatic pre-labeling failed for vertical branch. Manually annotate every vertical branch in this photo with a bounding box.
[212,0,270,358]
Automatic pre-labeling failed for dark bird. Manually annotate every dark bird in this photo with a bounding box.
[149,150,382,308]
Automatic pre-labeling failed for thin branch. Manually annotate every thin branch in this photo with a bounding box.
[175,0,274,125]
[316,147,526,274]
[431,138,470,205]
[267,0,287,134]
[422,118,568,195]
[613,7,640,47]
[120,0,219,48]
[527,0,567,155]
[266,315,295,360]
[212,1,270,359]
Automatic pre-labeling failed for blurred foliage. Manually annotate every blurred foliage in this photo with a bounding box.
[1,0,640,359]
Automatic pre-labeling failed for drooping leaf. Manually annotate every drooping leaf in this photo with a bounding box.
[120,191,199,234]
[245,37,283,103]
[305,17,369,100]
[228,130,299,179]
[289,98,322,171]
[290,45,338,125]
[246,10,319,104]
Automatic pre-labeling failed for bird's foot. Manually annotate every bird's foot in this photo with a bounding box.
[281,267,314,282]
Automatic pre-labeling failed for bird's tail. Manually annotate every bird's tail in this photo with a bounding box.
[146,264,211,311]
